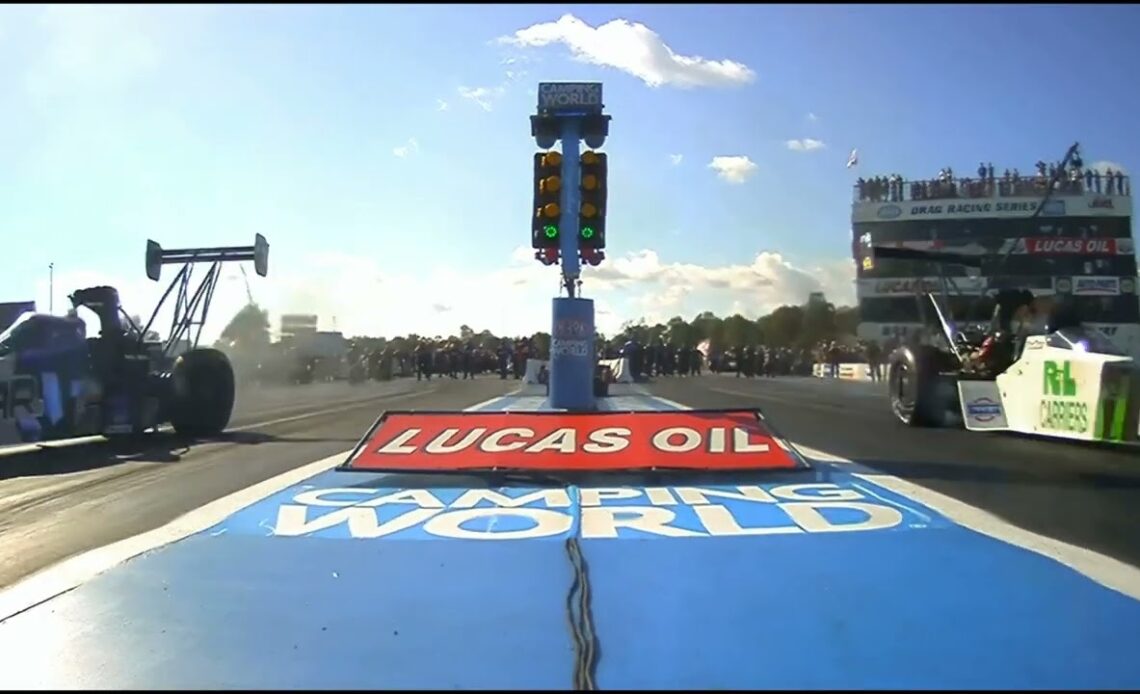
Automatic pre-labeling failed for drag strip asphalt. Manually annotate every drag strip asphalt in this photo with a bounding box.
[647,374,1140,569]
[0,377,520,588]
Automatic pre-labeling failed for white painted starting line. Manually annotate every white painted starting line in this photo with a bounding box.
[2,391,1139,624]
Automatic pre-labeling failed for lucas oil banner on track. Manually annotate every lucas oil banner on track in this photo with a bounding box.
[347,410,805,472]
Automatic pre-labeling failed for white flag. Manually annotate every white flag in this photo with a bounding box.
[846,148,859,169]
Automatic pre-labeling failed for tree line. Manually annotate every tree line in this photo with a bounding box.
[215,296,860,357]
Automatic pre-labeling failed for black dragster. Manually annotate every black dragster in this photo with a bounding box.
[0,235,269,445]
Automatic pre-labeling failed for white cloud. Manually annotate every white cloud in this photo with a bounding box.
[436,99,449,111]
[393,137,419,158]
[708,155,758,184]
[455,63,523,112]
[786,138,826,152]
[589,249,856,324]
[498,14,755,89]
[806,112,819,122]
[457,85,506,112]
[32,246,855,342]
[669,153,683,166]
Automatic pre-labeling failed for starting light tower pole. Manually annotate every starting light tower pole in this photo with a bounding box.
[558,117,583,297]
[530,82,611,410]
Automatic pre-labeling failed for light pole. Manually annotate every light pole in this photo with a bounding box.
[529,81,611,410]
[49,263,54,314]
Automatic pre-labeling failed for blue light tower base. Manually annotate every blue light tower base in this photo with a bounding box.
[548,297,596,411]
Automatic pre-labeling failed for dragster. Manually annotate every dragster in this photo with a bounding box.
[0,235,269,444]
[866,242,1140,444]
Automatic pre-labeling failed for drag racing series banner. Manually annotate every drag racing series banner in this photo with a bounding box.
[853,195,1131,223]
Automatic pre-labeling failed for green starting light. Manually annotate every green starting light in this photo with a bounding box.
[544,225,559,238]
[580,226,596,239]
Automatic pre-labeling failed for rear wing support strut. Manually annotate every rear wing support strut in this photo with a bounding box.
[140,234,269,358]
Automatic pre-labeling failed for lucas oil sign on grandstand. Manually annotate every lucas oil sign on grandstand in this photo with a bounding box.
[270,482,934,541]
[347,410,804,472]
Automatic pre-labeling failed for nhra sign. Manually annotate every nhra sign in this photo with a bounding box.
[347,410,805,472]
[551,317,592,358]
[270,480,929,542]
[1072,276,1121,296]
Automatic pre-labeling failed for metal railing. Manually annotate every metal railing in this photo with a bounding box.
[853,173,1131,203]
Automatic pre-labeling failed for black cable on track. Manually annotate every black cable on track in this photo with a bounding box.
[565,533,600,690]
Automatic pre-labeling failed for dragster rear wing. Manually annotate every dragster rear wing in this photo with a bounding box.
[146,234,269,282]
[858,240,979,362]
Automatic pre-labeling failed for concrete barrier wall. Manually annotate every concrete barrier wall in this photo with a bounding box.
[813,362,880,381]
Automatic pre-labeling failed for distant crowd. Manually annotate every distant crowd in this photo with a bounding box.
[706,344,817,377]
[401,337,541,382]
[813,337,896,382]
[856,156,1130,203]
[251,333,901,387]
[604,341,707,378]
[262,336,547,385]
[594,340,825,380]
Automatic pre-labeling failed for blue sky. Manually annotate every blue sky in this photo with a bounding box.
[1,4,1138,339]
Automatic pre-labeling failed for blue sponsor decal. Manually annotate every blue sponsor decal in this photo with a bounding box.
[1041,199,1066,216]
[877,204,902,219]
[966,397,1002,422]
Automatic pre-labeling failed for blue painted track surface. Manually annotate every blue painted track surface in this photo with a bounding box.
[1,392,1139,689]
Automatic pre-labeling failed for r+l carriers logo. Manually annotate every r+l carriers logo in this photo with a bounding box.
[1040,360,1087,434]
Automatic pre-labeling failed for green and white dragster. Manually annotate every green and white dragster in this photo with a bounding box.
[873,252,1140,445]
[889,318,1140,444]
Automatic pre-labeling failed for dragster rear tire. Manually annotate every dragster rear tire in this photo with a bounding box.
[169,348,236,437]
[887,345,950,428]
